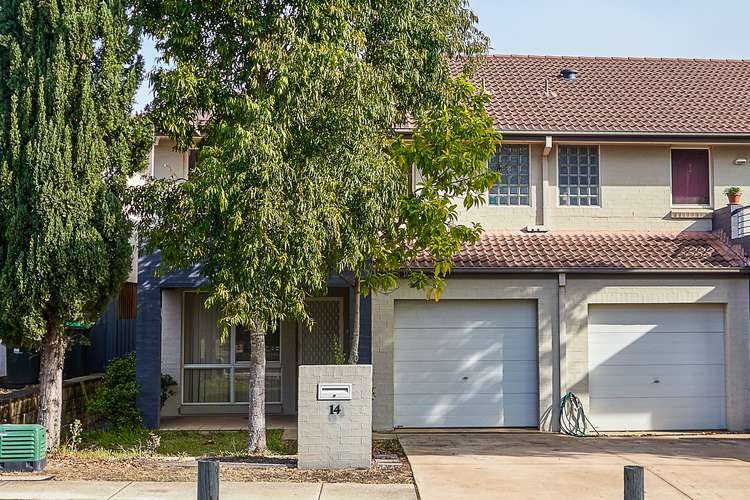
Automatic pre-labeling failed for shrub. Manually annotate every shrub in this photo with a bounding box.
[160,374,177,409]
[88,353,142,429]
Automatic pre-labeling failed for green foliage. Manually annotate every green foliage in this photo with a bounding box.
[335,76,501,301]
[331,335,345,365]
[160,373,177,409]
[0,0,151,348]
[724,186,742,196]
[382,77,502,298]
[70,428,292,457]
[88,353,142,429]
[132,0,488,332]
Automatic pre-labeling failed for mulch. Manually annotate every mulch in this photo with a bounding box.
[0,441,414,484]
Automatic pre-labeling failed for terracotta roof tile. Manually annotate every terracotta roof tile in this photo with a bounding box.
[449,55,750,135]
[412,231,748,271]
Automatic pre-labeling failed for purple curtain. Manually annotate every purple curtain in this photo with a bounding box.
[672,149,709,205]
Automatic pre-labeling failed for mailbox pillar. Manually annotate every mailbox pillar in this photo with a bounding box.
[297,364,372,469]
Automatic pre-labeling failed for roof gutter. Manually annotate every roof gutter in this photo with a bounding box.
[408,267,749,275]
[499,129,750,138]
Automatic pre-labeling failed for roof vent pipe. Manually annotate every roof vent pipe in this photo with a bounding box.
[560,68,577,81]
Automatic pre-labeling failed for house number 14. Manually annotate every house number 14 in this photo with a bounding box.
[329,404,343,415]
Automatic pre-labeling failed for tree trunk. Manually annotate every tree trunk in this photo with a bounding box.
[247,320,267,453]
[38,319,67,450]
[348,279,361,364]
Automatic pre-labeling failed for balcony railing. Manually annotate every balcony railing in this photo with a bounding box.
[730,205,750,239]
[713,203,750,256]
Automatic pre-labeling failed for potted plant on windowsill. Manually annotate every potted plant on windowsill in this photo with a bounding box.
[724,186,743,204]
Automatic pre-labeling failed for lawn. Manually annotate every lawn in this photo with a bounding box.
[65,428,293,457]
[43,437,413,483]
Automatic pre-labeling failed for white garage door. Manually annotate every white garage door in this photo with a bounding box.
[588,304,726,431]
[394,300,538,428]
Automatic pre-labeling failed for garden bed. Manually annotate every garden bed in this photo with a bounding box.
[0,430,412,484]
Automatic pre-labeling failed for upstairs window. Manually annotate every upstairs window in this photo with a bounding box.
[488,145,530,206]
[558,145,600,206]
[671,149,710,205]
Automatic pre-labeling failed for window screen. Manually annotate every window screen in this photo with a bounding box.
[488,145,530,206]
[558,145,600,206]
[671,149,710,205]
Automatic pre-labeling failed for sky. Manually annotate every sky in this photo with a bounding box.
[134,0,750,110]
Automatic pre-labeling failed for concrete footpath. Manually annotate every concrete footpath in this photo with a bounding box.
[0,481,417,500]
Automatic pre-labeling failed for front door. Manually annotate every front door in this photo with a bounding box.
[298,297,345,365]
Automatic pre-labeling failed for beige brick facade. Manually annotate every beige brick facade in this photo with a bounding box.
[563,275,750,431]
[372,275,750,432]
[457,143,750,232]
[372,276,558,431]
[160,289,183,417]
[298,365,372,469]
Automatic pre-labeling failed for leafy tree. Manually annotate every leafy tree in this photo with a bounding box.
[335,76,501,364]
[0,0,150,448]
[133,0,487,453]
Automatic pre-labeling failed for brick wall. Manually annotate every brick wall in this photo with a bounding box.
[0,374,103,429]
[298,365,372,469]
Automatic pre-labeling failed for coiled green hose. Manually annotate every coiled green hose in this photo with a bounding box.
[559,392,600,437]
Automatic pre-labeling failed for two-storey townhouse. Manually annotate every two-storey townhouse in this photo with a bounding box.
[136,55,750,434]
[372,56,750,433]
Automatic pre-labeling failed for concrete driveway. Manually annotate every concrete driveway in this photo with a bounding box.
[399,431,750,500]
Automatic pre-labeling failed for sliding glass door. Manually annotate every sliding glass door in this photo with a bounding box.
[182,292,282,405]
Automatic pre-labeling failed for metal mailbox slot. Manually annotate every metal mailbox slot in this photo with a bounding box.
[317,383,352,401]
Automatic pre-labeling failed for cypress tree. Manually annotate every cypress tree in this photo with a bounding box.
[0,0,151,448]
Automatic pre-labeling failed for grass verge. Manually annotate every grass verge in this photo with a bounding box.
[61,428,292,458]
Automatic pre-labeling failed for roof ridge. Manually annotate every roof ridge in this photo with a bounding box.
[481,54,750,63]
[480,229,707,236]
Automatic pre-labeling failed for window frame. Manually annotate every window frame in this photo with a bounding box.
[180,290,282,406]
[556,143,602,208]
[487,143,533,207]
[669,147,713,209]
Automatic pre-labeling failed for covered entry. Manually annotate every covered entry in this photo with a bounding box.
[161,289,350,418]
[393,299,539,428]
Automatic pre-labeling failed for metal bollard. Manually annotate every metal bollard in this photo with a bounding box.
[624,465,644,500]
[197,459,219,500]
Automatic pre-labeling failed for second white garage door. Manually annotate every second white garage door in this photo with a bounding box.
[394,300,538,428]
[588,304,726,431]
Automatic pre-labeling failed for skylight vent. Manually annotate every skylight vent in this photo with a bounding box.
[560,68,577,81]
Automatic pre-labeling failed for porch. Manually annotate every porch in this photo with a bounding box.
[160,414,298,440]
[136,251,372,428]
[159,287,360,420]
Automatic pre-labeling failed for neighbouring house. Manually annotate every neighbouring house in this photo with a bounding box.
[136,55,750,433]
[0,285,136,387]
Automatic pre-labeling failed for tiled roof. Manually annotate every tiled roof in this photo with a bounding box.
[412,231,748,271]
[448,55,750,135]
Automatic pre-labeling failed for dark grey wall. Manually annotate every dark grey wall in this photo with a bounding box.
[87,294,135,373]
[358,294,372,364]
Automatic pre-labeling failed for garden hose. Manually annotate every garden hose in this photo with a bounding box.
[559,392,600,437]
